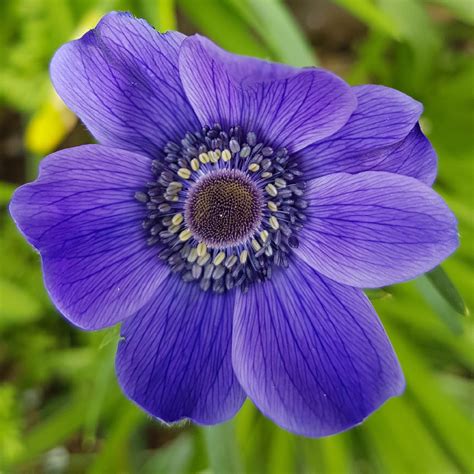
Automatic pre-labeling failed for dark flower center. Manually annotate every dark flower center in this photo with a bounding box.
[136,124,307,294]
[185,169,263,248]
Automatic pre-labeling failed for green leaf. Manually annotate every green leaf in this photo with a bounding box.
[142,434,194,474]
[363,396,457,474]
[226,0,317,66]
[133,0,177,30]
[416,277,463,334]
[365,288,392,301]
[87,403,143,474]
[157,0,177,30]
[374,283,474,369]
[177,0,270,58]
[385,321,474,472]
[0,181,15,205]
[378,0,441,87]
[98,324,122,350]
[267,428,295,474]
[82,342,117,445]
[0,385,23,467]
[425,265,468,316]
[0,279,43,329]
[8,396,89,467]
[234,401,267,474]
[203,421,242,474]
[318,434,350,474]
[333,0,400,38]
[424,0,474,24]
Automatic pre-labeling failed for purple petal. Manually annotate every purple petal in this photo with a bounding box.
[295,85,425,180]
[50,12,199,157]
[184,44,300,85]
[298,124,437,186]
[179,35,356,152]
[9,145,167,330]
[375,124,437,185]
[116,274,245,424]
[295,171,458,288]
[233,260,404,437]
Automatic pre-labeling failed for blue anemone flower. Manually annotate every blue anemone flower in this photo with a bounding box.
[10,12,458,437]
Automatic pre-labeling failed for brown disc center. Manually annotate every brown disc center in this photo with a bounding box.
[185,169,263,248]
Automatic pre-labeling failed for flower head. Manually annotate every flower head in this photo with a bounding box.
[10,12,458,437]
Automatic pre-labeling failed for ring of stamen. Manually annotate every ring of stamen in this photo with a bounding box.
[136,123,307,294]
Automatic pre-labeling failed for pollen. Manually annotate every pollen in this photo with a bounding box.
[268,201,278,212]
[199,152,210,164]
[168,181,183,192]
[187,248,198,263]
[172,213,183,225]
[275,178,287,188]
[251,239,261,252]
[221,149,232,162]
[265,183,278,197]
[197,252,210,266]
[213,252,226,266]
[239,249,249,264]
[191,158,200,171]
[179,229,192,241]
[197,242,207,257]
[178,168,191,179]
[209,150,220,163]
[269,216,280,230]
[225,255,238,268]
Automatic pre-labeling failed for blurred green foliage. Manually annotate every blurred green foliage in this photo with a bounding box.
[0,0,473,473]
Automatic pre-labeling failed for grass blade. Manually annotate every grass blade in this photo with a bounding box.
[333,0,400,38]
[203,421,242,474]
[177,0,270,57]
[227,0,317,66]
[425,265,468,316]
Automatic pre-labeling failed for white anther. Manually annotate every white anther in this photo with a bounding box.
[199,152,210,164]
[251,239,261,251]
[168,181,183,192]
[178,168,191,179]
[191,158,200,171]
[209,151,220,163]
[240,250,249,264]
[179,229,192,241]
[187,248,198,263]
[221,149,232,162]
[267,201,278,212]
[224,255,238,269]
[197,242,207,257]
[269,216,280,230]
[213,252,226,266]
[265,183,278,197]
[197,252,211,266]
[172,213,183,226]
[275,178,287,188]
[168,224,181,234]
